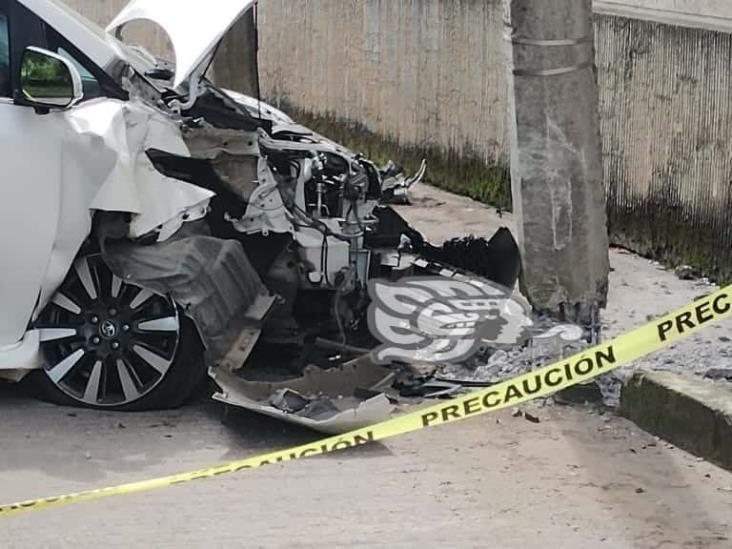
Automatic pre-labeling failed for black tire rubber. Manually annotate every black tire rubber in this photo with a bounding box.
[31,318,206,412]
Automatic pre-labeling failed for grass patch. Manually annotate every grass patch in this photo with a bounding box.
[279,103,512,211]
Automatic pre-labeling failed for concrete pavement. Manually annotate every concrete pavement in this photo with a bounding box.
[1,385,731,548]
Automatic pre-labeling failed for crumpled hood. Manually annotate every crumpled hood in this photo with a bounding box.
[107,0,255,89]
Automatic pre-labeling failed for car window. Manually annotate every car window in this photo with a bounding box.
[0,11,9,97]
[55,46,101,100]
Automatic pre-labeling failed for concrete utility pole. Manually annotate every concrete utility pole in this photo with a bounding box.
[504,0,610,325]
[212,7,259,95]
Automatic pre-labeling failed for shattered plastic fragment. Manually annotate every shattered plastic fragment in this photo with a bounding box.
[211,358,395,434]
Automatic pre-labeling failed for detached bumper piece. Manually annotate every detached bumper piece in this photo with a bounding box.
[211,356,395,434]
[380,160,427,205]
[366,206,522,289]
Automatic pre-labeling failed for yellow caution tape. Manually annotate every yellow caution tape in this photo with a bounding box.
[2,285,730,517]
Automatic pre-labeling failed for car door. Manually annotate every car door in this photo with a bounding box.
[0,0,125,348]
[0,0,69,347]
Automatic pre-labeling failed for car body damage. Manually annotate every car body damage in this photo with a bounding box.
[211,357,396,434]
[0,92,212,371]
[69,100,213,240]
[0,0,523,419]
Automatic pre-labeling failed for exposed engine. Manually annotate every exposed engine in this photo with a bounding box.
[233,126,404,345]
[147,82,521,367]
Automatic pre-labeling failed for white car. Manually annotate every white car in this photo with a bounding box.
[0,0,519,411]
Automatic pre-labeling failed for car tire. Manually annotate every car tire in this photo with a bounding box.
[31,254,206,411]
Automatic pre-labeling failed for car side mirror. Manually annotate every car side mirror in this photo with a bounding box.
[17,47,83,113]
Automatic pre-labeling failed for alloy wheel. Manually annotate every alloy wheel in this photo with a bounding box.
[37,255,181,407]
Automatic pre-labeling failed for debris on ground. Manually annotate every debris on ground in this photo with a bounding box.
[395,379,463,399]
[674,265,701,281]
[434,316,593,399]
[211,356,395,433]
[380,159,427,204]
[555,381,605,405]
[704,368,732,382]
[392,362,463,399]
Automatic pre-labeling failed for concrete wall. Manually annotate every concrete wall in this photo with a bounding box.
[596,15,732,275]
[261,0,509,165]
[258,1,732,280]
[257,0,513,207]
[63,0,123,23]
[62,0,172,59]
[599,0,732,19]
[595,1,732,34]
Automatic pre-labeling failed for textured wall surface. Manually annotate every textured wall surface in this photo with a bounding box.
[599,0,732,19]
[258,1,732,279]
[596,15,732,274]
[259,0,509,166]
[62,0,172,59]
[62,0,125,23]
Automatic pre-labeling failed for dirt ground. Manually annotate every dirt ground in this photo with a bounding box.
[1,184,731,548]
[400,183,732,391]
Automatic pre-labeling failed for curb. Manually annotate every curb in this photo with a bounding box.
[620,370,732,471]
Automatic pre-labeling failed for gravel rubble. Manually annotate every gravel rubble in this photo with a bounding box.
[435,268,732,407]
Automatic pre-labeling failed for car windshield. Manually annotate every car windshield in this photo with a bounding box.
[0,12,8,96]
[0,12,8,63]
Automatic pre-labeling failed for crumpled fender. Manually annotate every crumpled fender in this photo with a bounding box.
[36,98,213,324]
[66,99,213,239]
